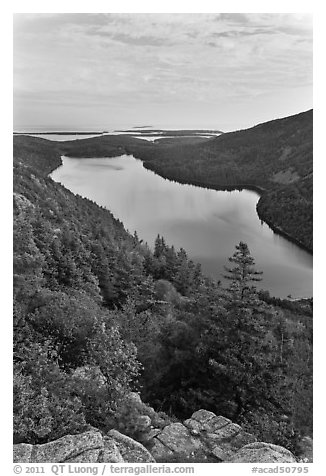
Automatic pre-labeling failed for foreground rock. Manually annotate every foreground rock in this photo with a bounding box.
[107,430,155,463]
[13,429,154,463]
[14,408,300,464]
[150,422,204,460]
[148,409,259,462]
[228,442,297,463]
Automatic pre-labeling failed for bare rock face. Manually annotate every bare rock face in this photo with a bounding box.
[13,429,154,463]
[149,438,174,460]
[65,449,101,463]
[100,437,124,463]
[227,442,297,463]
[36,431,103,463]
[107,429,155,463]
[181,410,257,462]
[150,422,205,460]
[147,410,259,462]
[190,409,217,424]
[14,431,103,463]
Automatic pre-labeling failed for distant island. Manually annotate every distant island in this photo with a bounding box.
[13,131,105,136]
[116,128,223,136]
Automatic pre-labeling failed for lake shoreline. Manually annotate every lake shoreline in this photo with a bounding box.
[49,154,312,299]
[50,152,313,257]
[139,159,313,256]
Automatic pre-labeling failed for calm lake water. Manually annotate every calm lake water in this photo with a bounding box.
[16,132,219,142]
[16,133,104,141]
[50,155,313,298]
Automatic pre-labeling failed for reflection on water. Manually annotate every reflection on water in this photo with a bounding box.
[16,133,103,142]
[50,155,313,298]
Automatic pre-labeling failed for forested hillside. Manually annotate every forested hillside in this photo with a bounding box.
[129,110,313,251]
[13,134,312,456]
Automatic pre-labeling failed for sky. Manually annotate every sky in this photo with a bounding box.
[13,13,313,132]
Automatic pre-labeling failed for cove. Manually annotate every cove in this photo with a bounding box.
[50,155,313,299]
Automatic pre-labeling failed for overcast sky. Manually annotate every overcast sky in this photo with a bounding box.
[13,13,312,132]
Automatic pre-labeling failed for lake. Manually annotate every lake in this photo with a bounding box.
[15,132,219,142]
[50,154,313,298]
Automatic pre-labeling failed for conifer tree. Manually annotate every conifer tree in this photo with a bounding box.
[207,243,279,419]
[224,241,262,300]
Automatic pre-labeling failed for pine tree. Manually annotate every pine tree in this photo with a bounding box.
[154,234,167,258]
[224,241,262,300]
[206,243,281,419]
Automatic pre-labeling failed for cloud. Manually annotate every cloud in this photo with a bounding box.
[88,29,171,47]
[276,25,312,37]
[13,13,313,131]
[211,27,276,39]
[14,13,113,30]
[215,13,250,24]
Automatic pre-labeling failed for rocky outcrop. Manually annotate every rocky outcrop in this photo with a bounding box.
[148,409,258,462]
[107,430,155,463]
[13,429,153,463]
[13,408,301,464]
[228,442,297,463]
[150,422,204,460]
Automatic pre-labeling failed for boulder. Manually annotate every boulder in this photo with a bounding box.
[185,412,232,435]
[191,409,216,425]
[31,430,103,463]
[108,429,155,463]
[183,418,203,433]
[100,437,124,463]
[13,429,152,463]
[203,415,233,433]
[228,442,297,463]
[155,422,204,455]
[182,413,256,462]
[65,449,101,463]
[150,438,174,460]
[209,422,242,440]
[211,445,229,461]
[205,438,236,461]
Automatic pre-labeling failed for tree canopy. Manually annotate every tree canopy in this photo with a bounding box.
[13,135,313,455]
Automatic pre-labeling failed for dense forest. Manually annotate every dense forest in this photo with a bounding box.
[13,129,312,457]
